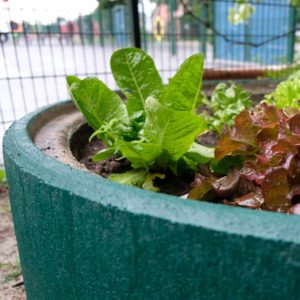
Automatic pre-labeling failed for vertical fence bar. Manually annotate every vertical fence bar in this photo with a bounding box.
[244,21,251,62]
[21,9,39,109]
[199,2,207,55]
[7,7,28,114]
[97,10,105,47]
[140,1,147,51]
[0,36,16,120]
[129,0,141,48]
[46,23,60,101]
[32,9,51,104]
[168,0,176,55]
[211,0,216,61]
[287,5,297,64]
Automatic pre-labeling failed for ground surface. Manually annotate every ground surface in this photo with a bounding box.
[0,187,26,299]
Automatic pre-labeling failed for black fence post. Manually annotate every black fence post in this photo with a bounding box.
[129,0,141,48]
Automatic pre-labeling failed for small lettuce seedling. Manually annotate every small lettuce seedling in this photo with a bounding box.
[67,48,214,190]
[265,77,300,110]
[202,82,252,134]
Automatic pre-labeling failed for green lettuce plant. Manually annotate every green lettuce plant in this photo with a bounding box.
[265,77,300,110]
[203,82,252,134]
[67,48,214,191]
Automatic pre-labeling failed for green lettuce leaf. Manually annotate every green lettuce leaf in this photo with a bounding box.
[66,75,81,90]
[144,97,207,160]
[185,142,215,164]
[92,148,116,162]
[109,169,164,192]
[265,77,300,110]
[207,82,251,134]
[115,140,162,169]
[109,169,147,187]
[210,156,243,175]
[142,173,165,192]
[67,76,127,130]
[162,53,204,111]
[110,48,164,114]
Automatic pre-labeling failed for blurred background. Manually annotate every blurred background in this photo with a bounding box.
[1,0,300,163]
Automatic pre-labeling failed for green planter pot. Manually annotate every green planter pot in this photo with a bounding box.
[3,101,300,300]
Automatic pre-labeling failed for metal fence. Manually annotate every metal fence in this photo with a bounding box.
[0,0,298,163]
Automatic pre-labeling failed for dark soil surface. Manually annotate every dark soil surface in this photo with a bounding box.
[251,93,265,105]
[79,139,131,178]
[75,131,194,196]
[197,131,219,147]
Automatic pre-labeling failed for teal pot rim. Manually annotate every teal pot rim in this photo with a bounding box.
[4,100,300,244]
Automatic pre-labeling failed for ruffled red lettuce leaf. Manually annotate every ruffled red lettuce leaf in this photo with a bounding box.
[289,114,300,135]
[224,188,264,209]
[230,110,259,145]
[261,168,290,212]
[215,137,252,161]
[191,105,300,213]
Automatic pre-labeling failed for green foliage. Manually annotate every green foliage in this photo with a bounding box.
[0,261,21,284]
[291,0,300,7]
[185,143,215,165]
[229,0,299,25]
[110,48,164,115]
[204,82,252,134]
[67,76,127,131]
[67,48,212,190]
[0,169,6,185]
[264,64,300,80]
[143,97,207,162]
[265,77,300,110]
[263,53,300,80]
[109,169,165,192]
[96,0,126,10]
[161,54,204,111]
[228,2,256,25]
[4,269,22,284]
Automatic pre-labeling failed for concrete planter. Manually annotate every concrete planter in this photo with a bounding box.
[3,101,300,300]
